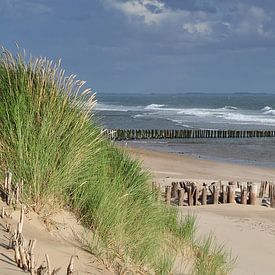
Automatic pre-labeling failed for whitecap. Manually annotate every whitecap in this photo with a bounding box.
[144,104,166,110]
[222,106,238,110]
[261,106,272,112]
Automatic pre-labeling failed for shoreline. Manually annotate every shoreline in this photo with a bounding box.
[118,137,275,169]
[125,145,275,182]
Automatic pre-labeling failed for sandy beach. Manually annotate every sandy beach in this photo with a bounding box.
[127,146,275,275]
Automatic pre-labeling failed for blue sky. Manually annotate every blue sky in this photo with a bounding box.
[1,0,275,93]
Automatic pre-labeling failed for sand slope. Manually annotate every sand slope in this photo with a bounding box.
[0,202,112,275]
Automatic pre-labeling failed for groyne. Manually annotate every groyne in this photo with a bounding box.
[155,180,274,208]
[103,129,275,140]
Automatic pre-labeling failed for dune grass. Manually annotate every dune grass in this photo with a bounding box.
[0,48,234,274]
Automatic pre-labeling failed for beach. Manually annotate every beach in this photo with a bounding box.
[127,146,275,275]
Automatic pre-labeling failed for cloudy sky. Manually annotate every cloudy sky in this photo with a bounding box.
[1,0,275,93]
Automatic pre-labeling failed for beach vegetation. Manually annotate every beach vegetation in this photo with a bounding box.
[0,48,234,274]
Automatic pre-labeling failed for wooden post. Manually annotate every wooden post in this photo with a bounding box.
[259,181,268,198]
[45,254,51,275]
[29,240,37,275]
[201,185,207,205]
[221,185,227,204]
[19,205,25,235]
[241,187,247,205]
[165,186,171,205]
[1,206,5,218]
[213,185,219,204]
[270,184,275,208]
[228,184,235,203]
[186,186,193,206]
[192,183,199,206]
[171,182,179,198]
[249,183,257,205]
[19,244,28,271]
[178,188,184,206]
[67,256,75,275]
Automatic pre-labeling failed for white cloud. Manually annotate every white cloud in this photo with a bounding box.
[183,22,212,35]
[0,0,51,16]
[234,5,273,38]
[104,0,184,25]
[103,0,275,43]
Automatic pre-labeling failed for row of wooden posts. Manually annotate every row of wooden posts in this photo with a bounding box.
[103,128,275,140]
[152,181,275,207]
[0,171,76,274]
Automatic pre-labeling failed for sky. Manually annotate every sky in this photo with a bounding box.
[1,0,275,93]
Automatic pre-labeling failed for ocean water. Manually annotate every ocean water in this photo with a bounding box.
[94,93,275,167]
[94,93,275,130]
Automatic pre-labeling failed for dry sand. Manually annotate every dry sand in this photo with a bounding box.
[0,202,112,275]
[127,146,275,275]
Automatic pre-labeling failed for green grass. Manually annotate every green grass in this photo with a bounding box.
[193,234,236,275]
[0,48,234,274]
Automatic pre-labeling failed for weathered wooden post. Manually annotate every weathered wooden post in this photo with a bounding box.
[178,188,184,206]
[270,184,275,208]
[228,183,235,203]
[171,182,179,198]
[249,183,257,205]
[201,185,207,205]
[213,185,219,204]
[259,181,265,198]
[165,186,171,205]
[241,187,247,205]
[186,185,193,206]
[192,183,199,206]
[221,185,227,204]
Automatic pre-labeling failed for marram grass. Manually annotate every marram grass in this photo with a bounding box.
[0,48,234,274]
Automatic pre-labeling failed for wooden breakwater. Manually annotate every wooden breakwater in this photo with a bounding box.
[103,129,275,140]
[152,180,275,207]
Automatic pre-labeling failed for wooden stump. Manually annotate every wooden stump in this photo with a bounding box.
[249,183,257,205]
[270,184,275,208]
[241,187,247,205]
[259,181,267,198]
[201,186,207,205]
[228,184,235,203]
[213,185,220,204]
[221,185,227,204]
[171,182,179,198]
[178,188,184,206]
[192,183,199,206]
[165,186,171,205]
[186,186,193,206]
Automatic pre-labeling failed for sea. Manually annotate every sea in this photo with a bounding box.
[94,93,275,168]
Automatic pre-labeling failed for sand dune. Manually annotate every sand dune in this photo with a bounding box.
[2,146,275,274]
